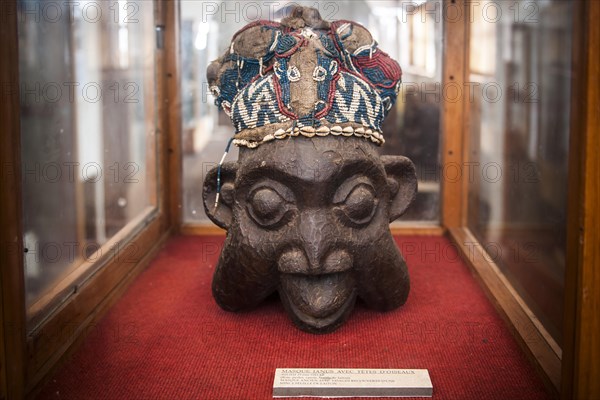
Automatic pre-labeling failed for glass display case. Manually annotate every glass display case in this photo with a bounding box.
[18,0,159,328]
[1,1,598,399]
[466,0,572,348]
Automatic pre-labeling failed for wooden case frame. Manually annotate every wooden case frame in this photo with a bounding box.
[0,0,181,398]
[1,1,598,399]
[440,1,600,398]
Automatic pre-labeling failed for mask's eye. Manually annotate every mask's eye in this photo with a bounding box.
[247,187,291,228]
[337,183,378,226]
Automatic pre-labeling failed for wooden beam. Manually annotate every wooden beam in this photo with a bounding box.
[0,1,26,398]
[165,0,183,233]
[180,224,445,237]
[441,0,468,228]
[562,1,600,398]
[389,225,445,236]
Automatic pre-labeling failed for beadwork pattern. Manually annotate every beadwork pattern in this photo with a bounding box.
[209,18,402,148]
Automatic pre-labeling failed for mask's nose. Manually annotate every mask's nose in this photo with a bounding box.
[279,209,351,274]
[277,248,352,275]
[298,209,327,271]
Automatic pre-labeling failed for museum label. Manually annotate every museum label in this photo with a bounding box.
[273,368,433,397]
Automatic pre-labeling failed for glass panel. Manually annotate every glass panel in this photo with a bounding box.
[387,0,442,222]
[467,0,572,345]
[181,0,442,224]
[18,0,158,326]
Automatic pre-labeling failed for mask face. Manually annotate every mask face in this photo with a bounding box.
[203,136,417,333]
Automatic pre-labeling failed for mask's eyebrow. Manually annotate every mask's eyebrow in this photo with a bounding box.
[239,159,386,200]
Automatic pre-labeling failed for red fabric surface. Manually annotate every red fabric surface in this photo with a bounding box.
[37,235,550,400]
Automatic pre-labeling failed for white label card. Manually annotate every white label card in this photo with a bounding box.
[273,368,433,398]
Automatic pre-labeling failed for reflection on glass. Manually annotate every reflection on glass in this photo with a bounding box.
[386,0,442,222]
[181,0,442,224]
[18,0,158,326]
[467,0,572,345]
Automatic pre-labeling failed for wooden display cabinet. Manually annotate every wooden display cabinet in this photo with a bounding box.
[1,1,598,399]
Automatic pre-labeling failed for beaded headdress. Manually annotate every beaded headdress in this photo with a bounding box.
[207,6,402,149]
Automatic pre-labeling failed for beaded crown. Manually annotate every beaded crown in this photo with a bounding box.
[207,7,402,148]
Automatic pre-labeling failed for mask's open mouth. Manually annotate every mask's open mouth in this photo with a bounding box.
[279,272,357,333]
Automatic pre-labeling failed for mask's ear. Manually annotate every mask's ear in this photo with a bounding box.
[381,155,417,222]
[203,162,237,230]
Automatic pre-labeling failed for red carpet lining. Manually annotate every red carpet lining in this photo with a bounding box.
[36,235,550,400]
